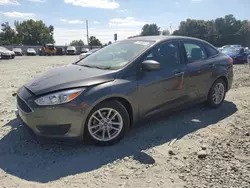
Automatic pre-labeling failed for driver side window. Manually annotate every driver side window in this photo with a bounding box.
[143,41,181,69]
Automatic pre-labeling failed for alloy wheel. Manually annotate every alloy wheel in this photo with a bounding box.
[88,108,123,142]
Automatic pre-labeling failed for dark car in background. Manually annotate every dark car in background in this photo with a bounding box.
[12,48,23,56]
[221,47,249,64]
[55,47,65,55]
[16,36,233,146]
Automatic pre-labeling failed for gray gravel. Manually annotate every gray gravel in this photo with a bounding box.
[0,56,249,188]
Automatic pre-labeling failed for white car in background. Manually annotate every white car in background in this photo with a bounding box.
[26,48,37,56]
[0,46,15,59]
[79,48,100,60]
[12,47,23,56]
[81,47,89,53]
[66,46,77,55]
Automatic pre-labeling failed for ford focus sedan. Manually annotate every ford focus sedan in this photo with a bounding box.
[16,36,233,146]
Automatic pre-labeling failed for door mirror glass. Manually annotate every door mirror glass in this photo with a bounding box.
[142,60,160,71]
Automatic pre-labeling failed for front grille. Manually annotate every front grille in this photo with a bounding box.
[36,124,71,135]
[67,50,75,53]
[17,95,32,113]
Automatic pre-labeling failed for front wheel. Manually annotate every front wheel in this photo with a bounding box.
[84,100,130,146]
[206,78,226,108]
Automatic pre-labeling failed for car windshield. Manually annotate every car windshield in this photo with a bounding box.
[67,46,75,50]
[28,48,34,51]
[76,40,154,70]
[13,48,21,51]
[222,47,240,54]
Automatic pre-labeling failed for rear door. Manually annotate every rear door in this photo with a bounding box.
[137,40,188,117]
[181,40,214,100]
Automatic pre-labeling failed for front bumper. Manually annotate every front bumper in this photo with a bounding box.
[14,52,23,56]
[27,52,36,56]
[16,87,89,139]
[1,54,12,59]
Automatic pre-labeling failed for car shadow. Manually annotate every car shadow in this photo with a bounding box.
[0,101,237,183]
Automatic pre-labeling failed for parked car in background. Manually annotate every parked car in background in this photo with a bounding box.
[218,45,242,51]
[66,46,77,55]
[16,36,233,146]
[231,45,242,48]
[221,47,249,64]
[81,48,89,53]
[79,48,100,60]
[12,48,23,56]
[27,48,37,56]
[0,46,15,59]
[248,54,250,64]
[218,45,231,51]
[55,47,65,55]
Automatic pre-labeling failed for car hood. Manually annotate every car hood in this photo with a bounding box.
[25,64,116,95]
[0,49,12,54]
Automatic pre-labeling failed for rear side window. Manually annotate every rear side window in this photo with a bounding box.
[203,43,219,57]
[183,42,207,63]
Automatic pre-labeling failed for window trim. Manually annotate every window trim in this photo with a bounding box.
[180,39,209,64]
[201,42,219,58]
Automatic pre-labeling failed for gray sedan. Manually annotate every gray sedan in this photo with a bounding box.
[16,36,233,146]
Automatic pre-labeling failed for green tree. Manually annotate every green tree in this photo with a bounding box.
[162,29,170,35]
[70,39,84,46]
[0,22,17,45]
[14,19,55,45]
[172,15,250,47]
[89,36,102,46]
[141,24,161,36]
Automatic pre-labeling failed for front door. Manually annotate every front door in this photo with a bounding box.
[137,40,188,117]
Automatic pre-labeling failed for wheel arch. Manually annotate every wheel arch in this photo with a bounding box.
[91,96,134,126]
[80,95,135,140]
[214,76,229,91]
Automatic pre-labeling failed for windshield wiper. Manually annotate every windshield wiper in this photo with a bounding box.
[80,65,114,70]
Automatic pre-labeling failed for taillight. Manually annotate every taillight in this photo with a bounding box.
[227,57,233,65]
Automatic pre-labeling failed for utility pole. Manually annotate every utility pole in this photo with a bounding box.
[170,23,172,34]
[86,20,89,46]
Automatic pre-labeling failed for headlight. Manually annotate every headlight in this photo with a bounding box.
[35,88,86,106]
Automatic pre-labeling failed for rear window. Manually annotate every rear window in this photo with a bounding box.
[203,43,219,57]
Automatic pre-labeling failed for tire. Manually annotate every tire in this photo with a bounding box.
[84,100,130,146]
[206,78,226,108]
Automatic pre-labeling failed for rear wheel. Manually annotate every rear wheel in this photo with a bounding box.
[84,100,130,146]
[206,78,226,108]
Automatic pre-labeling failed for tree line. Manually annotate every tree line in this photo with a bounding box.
[1,15,250,47]
[0,20,55,45]
[131,14,250,47]
[0,19,105,46]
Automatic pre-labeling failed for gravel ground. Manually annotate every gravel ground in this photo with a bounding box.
[0,56,249,188]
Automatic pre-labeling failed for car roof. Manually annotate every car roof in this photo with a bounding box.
[124,35,208,43]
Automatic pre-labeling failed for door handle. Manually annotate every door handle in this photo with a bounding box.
[209,63,215,68]
[174,71,184,77]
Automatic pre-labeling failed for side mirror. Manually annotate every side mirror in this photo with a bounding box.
[142,60,160,71]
